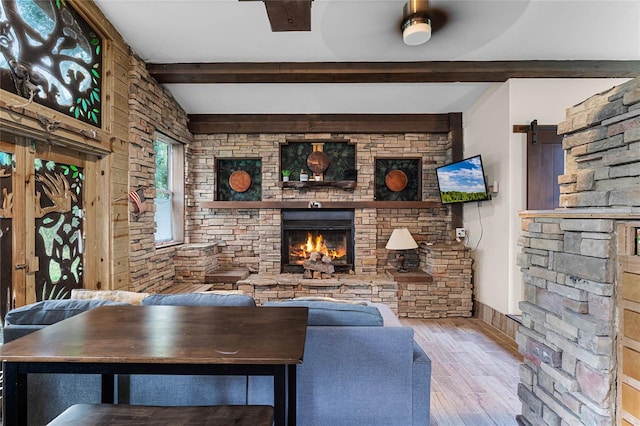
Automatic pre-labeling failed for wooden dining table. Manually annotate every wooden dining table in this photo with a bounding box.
[0,305,309,426]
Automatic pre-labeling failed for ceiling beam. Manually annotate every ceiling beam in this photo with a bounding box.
[239,0,313,32]
[148,60,640,84]
[187,113,452,134]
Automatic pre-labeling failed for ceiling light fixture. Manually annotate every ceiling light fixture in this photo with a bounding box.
[401,0,432,46]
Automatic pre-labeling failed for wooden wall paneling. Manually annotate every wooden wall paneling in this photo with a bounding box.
[83,158,99,290]
[111,157,129,187]
[625,310,640,342]
[79,0,132,293]
[111,268,130,292]
[108,39,131,292]
[623,347,640,382]
[100,38,115,135]
[92,155,114,292]
[1,140,26,308]
[621,255,640,274]
[84,0,132,294]
[0,98,111,156]
[22,142,36,304]
[623,272,640,303]
[94,158,109,291]
[622,383,640,419]
[618,221,640,426]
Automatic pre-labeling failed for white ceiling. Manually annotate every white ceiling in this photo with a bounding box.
[94,0,640,114]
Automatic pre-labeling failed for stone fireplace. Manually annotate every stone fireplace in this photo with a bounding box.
[189,130,455,275]
[281,209,354,273]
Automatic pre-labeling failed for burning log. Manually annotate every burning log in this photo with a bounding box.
[302,251,335,279]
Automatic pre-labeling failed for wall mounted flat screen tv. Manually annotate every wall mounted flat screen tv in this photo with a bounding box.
[435,155,490,204]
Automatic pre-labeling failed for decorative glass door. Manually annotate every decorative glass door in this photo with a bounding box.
[0,136,88,315]
[34,158,84,300]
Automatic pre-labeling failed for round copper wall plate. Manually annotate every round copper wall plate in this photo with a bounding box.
[307,151,330,173]
[229,170,251,192]
[385,169,408,192]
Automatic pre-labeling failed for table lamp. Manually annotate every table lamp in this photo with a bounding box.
[385,228,418,272]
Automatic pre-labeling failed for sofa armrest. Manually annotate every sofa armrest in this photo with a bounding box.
[367,302,403,327]
[412,341,432,425]
[250,326,419,425]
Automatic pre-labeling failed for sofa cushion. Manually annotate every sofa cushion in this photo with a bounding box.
[4,299,129,326]
[263,300,383,326]
[71,289,149,306]
[141,293,256,307]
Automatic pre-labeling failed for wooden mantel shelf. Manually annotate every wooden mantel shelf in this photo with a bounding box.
[280,180,357,191]
[201,200,441,209]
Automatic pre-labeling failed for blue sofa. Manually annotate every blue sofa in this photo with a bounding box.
[2,295,431,426]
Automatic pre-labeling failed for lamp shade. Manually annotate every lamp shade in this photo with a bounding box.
[385,228,418,250]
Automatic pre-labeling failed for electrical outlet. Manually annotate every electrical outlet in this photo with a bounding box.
[455,228,466,238]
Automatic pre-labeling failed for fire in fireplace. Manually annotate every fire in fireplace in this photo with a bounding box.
[289,232,347,265]
[281,209,354,273]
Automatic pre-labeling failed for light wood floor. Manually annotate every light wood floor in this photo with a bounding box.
[401,317,523,426]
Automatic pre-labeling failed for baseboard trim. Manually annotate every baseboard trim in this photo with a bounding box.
[474,301,519,341]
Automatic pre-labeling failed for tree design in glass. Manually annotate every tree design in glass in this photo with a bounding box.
[0,0,102,126]
[34,158,84,300]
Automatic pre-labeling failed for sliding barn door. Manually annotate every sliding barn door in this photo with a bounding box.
[527,125,564,210]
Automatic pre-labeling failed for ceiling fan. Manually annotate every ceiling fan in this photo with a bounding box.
[400,0,448,46]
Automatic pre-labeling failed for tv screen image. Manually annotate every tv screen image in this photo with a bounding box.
[435,155,490,204]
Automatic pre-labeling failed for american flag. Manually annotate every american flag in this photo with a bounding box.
[128,188,146,214]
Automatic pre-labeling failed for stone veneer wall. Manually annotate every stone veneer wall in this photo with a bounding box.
[421,243,472,317]
[397,242,473,318]
[126,54,457,291]
[128,55,192,293]
[517,78,640,425]
[173,243,220,286]
[188,133,452,274]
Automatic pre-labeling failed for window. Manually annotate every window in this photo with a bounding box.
[154,133,184,245]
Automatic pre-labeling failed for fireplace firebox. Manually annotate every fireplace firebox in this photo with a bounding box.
[281,209,354,273]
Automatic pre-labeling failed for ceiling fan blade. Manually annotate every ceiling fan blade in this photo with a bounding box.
[427,8,448,34]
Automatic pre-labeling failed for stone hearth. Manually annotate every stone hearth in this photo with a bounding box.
[236,273,398,312]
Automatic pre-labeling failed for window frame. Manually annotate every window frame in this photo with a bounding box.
[153,132,184,247]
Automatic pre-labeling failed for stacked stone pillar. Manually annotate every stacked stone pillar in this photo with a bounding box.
[517,214,618,425]
[517,77,640,425]
[394,242,473,318]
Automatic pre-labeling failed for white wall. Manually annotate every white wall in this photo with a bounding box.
[463,78,630,315]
